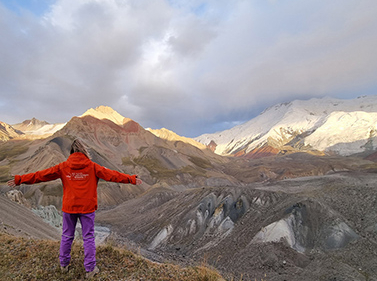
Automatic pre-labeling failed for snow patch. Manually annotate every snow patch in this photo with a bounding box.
[149,225,173,250]
[26,123,66,136]
[251,214,305,253]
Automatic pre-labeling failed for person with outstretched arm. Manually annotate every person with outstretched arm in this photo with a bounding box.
[7,138,142,278]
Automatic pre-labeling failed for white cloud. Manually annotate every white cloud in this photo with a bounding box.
[0,0,376,137]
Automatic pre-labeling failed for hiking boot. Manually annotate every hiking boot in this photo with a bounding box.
[85,266,99,279]
[60,265,69,273]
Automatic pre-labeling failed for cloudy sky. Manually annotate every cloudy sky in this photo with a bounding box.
[1,0,377,137]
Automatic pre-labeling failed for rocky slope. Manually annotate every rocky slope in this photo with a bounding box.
[147,127,207,150]
[196,95,377,158]
[0,192,60,240]
[53,114,232,188]
[0,121,23,141]
[97,170,377,280]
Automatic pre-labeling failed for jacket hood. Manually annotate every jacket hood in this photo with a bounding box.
[67,152,91,170]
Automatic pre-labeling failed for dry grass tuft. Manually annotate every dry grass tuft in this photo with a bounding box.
[0,233,225,280]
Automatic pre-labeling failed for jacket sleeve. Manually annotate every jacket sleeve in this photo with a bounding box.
[14,164,62,185]
[94,163,137,185]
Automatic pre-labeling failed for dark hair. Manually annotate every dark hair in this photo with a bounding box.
[70,138,90,159]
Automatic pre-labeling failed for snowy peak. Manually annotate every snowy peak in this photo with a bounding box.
[13,118,49,132]
[81,106,130,126]
[12,118,66,139]
[196,95,377,157]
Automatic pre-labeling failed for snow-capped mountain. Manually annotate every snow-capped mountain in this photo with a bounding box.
[8,106,126,140]
[12,118,66,138]
[13,118,49,131]
[196,95,377,157]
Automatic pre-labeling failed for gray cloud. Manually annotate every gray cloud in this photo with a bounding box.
[0,0,377,137]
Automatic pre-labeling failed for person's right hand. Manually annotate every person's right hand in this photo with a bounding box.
[135,178,143,185]
[7,179,16,188]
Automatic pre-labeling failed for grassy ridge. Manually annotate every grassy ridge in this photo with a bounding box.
[0,140,29,162]
[0,233,225,281]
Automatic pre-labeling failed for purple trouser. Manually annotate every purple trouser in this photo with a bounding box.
[59,212,96,272]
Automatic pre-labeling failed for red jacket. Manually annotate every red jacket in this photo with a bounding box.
[14,152,137,214]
